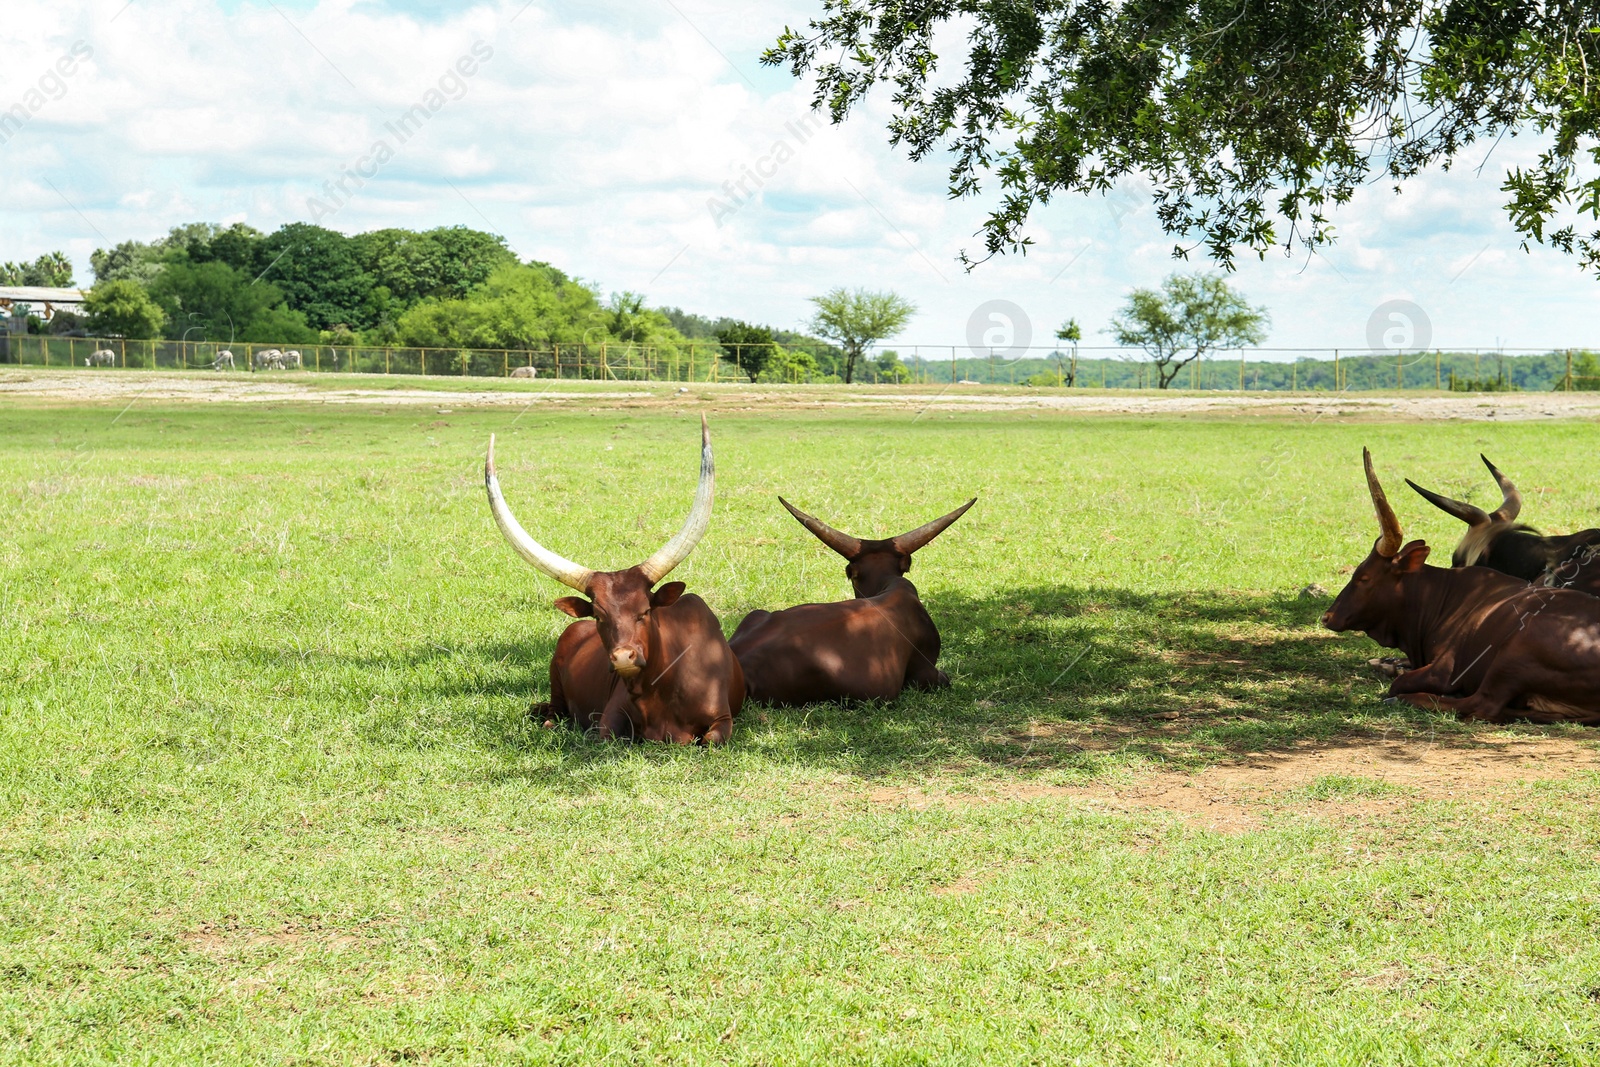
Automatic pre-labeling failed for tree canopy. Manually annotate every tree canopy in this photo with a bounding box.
[147,258,315,344]
[714,320,777,381]
[1,251,74,287]
[766,2,1600,273]
[83,279,166,340]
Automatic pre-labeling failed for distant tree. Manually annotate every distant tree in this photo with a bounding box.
[84,280,166,339]
[604,291,649,343]
[147,259,314,343]
[254,223,375,331]
[351,226,516,306]
[760,345,820,383]
[873,349,912,383]
[807,288,916,384]
[0,251,75,287]
[197,223,265,272]
[1572,351,1600,391]
[1054,318,1082,387]
[714,320,777,381]
[1110,274,1268,389]
[48,310,87,336]
[396,263,611,349]
[91,239,167,285]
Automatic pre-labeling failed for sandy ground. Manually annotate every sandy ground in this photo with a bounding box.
[4,368,1600,420]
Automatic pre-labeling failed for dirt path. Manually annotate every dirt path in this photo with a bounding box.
[871,732,1600,833]
[4,369,1599,420]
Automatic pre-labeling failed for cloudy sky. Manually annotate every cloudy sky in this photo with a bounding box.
[1,0,1595,356]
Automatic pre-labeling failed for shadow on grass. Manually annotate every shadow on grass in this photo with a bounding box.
[217,585,1448,786]
[458,585,1452,786]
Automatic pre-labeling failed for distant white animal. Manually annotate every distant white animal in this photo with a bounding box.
[510,365,536,379]
[211,351,235,371]
[253,348,284,370]
[282,350,303,369]
[86,349,116,367]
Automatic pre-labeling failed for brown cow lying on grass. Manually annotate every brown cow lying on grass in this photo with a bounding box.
[1323,449,1600,724]
[729,496,975,705]
[1407,454,1600,595]
[485,416,744,744]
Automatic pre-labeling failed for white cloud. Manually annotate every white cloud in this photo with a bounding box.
[0,0,1594,353]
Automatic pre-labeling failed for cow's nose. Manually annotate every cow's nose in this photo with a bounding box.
[1320,610,1334,629]
[610,649,643,674]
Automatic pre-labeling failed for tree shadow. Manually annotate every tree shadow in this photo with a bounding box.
[217,585,1454,787]
[469,585,1453,786]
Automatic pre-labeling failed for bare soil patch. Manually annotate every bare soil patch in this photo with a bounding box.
[182,919,370,955]
[870,733,1600,833]
[6,369,1600,421]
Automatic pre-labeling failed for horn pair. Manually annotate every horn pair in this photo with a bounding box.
[777,496,977,558]
[485,415,714,591]
[1405,455,1521,527]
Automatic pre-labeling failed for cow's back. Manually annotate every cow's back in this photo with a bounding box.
[731,585,929,705]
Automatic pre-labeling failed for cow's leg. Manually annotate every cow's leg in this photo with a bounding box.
[536,659,567,728]
[1392,660,1533,722]
[1392,689,1512,723]
[1385,661,1456,697]
[904,644,950,691]
[700,713,733,746]
[596,688,637,742]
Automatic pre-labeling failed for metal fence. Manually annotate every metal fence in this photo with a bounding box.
[0,336,763,382]
[1,334,1597,391]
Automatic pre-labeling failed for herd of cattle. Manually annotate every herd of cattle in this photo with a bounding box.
[484,421,1600,744]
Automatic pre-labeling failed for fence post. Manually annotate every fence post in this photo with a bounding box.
[1397,349,1403,391]
[316,347,321,372]
[1566,349,1574,391]
[421,349,427,376]
[1334,349,1340,391]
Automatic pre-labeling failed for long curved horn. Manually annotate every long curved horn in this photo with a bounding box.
[1364,448,1405,558]
[485,435,594,592]
[891,498,978,555]
[1481,455,1523,522]
[638,415,714,584]
[1405,479,1490,527]
[778,497,863,559]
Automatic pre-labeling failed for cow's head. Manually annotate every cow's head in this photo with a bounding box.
[1324,448,1432,637]
[485,416,713,681]
[777,495,976,598]
[1406,454,1528,567]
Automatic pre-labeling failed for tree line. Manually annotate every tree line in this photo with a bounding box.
[3,222,929,384]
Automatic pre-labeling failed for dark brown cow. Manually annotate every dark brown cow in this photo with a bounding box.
[1323,449,1600,724]
[729,497,975,705]
[1407,455,1600,594]
[485,417,744,744]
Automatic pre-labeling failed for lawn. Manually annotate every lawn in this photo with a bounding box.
[2,392,1599,1065]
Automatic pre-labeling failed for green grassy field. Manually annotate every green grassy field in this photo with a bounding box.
[3,394,1600,1065]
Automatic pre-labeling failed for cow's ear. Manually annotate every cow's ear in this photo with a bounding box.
[554,596,593,618]
[1396,541,1431,573]
[651,582,686,608]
